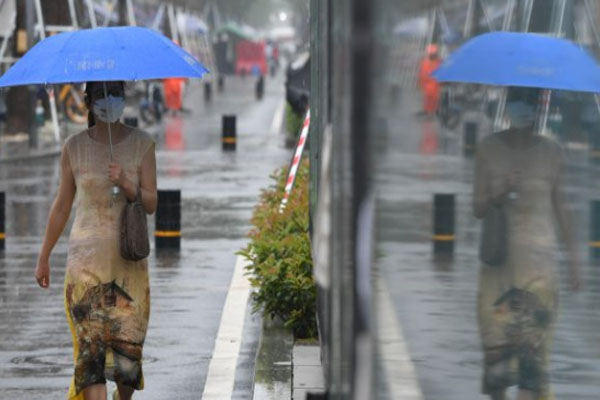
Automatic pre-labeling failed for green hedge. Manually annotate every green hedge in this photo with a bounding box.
[285,102,305,139]
[239,159,317,339]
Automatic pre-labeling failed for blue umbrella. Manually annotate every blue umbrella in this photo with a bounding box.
[0,26,209,87]
[433,32,600,93]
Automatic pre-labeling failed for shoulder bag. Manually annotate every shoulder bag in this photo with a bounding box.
[479,204,507,266]
[120,186,150,261]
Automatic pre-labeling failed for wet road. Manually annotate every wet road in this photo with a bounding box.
[375,92,600,399]
[0,75,290,399]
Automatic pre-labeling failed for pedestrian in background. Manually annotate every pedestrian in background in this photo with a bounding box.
[163,76,186,115]
[418,43,442,116]
[35,81,157,400]
[473,87,581,400]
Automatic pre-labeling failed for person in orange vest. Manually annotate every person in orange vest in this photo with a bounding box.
[163,40,187,115]
[419,44,442,115]
[163,77,186,115]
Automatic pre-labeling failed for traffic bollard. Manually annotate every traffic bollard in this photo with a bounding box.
[433,194,455,256]
[464,121,478,156]
[155,190,181,250]
[218,76,224,92]
[0,192,5,250]
[204,81,212,102]
[222,115,237,151]
[590,200,600,261]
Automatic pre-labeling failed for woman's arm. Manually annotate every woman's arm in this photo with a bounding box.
[35,149,76,288]
[473,144,517,218]
[473,149,489,219]
[552,161,581,291]
[138,142,157,214]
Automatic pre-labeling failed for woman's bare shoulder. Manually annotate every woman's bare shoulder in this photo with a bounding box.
[64,128,91,149]
[128,127,155,155]
[477,131,504,155]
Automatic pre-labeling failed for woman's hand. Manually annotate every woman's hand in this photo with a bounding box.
[108,162,126,187]
[492,170,521,205]
[35,258,50,288]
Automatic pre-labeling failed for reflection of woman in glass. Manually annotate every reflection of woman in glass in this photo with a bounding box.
[473,87,580,400]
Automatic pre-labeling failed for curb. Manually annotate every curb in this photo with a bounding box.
[292,343,326,400]
[252,316,294,400]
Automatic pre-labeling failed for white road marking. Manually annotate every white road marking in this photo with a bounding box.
[376,274,425,400]
[270,100,286,138]
[202,254,252,399]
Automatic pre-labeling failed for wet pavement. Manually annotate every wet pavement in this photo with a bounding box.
[0,74,290,399]
[375,91,600,399]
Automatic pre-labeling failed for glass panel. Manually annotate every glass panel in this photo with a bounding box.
[371,1,600,399]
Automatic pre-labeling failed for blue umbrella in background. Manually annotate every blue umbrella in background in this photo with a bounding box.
[0,26,208,87]
[433,31,600,93]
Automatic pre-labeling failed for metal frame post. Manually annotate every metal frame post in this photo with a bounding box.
[33,0,60,143]
[86,0,97,28]
[68,0,78,29]
[126,0,136,26]
[167,3,179,43]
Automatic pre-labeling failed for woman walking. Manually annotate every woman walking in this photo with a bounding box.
[473,87,580,400]
[35,81,157,400]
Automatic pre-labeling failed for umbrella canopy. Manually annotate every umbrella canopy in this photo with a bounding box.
[433,31,600,93]
[0,26,209,87]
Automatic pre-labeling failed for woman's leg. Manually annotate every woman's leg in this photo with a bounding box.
[517,389,537,400]
[489,389,506,400]
[83,383,107,400]
[117,383,135,400]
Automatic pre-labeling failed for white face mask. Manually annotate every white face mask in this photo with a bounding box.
[93,95,125,123]
[506,100,536,129]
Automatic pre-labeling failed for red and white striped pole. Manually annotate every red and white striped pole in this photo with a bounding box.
[280,110,310,212]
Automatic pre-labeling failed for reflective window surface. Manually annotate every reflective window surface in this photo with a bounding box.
[371,1,600,399]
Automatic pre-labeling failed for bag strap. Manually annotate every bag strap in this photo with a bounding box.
[134,186,143,204]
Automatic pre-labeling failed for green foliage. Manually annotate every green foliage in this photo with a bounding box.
[285,103,305,139]
[239,159,317,339]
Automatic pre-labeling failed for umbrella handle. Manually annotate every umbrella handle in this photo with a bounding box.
[103,82,120,199]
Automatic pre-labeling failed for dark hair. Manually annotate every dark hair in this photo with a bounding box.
[84,81,126,128]
[84,82,96,128]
